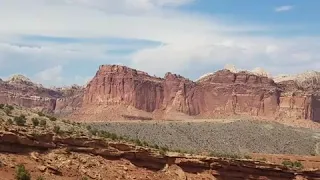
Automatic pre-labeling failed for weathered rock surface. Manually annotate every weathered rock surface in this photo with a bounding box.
[0,127,319,180]
[0,66,319,122]
[0,75,83,115]
[77,65,320,122]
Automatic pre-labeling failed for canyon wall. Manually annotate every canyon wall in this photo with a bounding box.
[0,65,319,122]
[78,65,320,122]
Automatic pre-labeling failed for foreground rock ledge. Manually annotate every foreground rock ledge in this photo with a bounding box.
[0,129,319,180]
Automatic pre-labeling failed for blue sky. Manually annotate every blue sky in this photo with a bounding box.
[0,0,319,86]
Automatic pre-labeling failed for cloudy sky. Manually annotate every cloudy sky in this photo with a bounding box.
[0,0,320,86]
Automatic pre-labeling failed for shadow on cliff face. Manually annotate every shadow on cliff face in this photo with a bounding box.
[312,97,320,122]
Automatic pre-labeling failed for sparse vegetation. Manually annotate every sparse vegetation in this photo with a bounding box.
[89,120,319,156]
[48,116,57,121]
[31,118,39,127]
[39,119,47,127]
[81,177,89,180]
[209,151,241,159]
[6,118,13,125]
[6,105,14,111]
[36,176,45,180]
[244,155,252,159]
[37,111,45,117]
[86,125,92,131]
[282,160,304,169]
[14,115,27,126]
[258,158,267,162]
[89,128,98,136]
[53,125,61,134]
[0,104,4,109]
[15,164,30,180]
[4,108,12,115]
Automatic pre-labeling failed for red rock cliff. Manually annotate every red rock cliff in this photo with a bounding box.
[79,65,320,122]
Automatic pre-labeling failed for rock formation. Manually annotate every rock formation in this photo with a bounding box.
[76,65,320,122]
[0,65,319,122]
[0,75,83,115]
[0,124,319,180]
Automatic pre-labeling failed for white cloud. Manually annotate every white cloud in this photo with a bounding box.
[275,5,294,12]
[0,0,318,86]
[34,66,63,85]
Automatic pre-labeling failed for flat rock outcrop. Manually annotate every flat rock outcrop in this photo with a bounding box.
[0,126,319,180]
[77,65,320,122]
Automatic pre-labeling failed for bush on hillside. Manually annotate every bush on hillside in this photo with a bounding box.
[6,118,13,125]
[37,111,45,117]
[32,118,39,126]
[14,115,27,126]
[40,119,47,127]
[15,164,30,180]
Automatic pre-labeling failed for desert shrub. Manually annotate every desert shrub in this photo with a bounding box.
[86,125,92,131]
[48,116,57,121]
[68,127,75,134]
[37,111,45,117]
[258,158,267,161]
[4,108,12,115]
[15,164,30,180]
[282,160,303,169]
[6,118,13,125]
[81,177,88,180]
[37,176,45,180]
[0,104,4,109]
[6,105,14,111]
[244,155,252,159]
[14,115,27,126]
[53,125,61,134]
[134,139,143,146]
[293,161,304,169]
[153,144,160,149]
[209,151,241,159]
[159,148,167,156]
[32,118,39,126]
[40,119,47,127]
[89,128,98,136]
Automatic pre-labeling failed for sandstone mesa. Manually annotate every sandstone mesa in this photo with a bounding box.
[0,65,319,123]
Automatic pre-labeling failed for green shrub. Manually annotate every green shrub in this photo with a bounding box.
[15,164,30,180]
[209,151,241,159]
[37,111,45,117]
[89,129,98,136]
[53,125,61,134]
[14,115,27,126]
[31,118,39,126]
[37,176,45,180]
[40,119,47,127]
[134,139,143,146]
[258,158,267,161]
[6,118,13,125]
[48,116,57,121]
[4,108,12,115]
[6,105,14,111]
[282,160,304,169]
[86,125,92,130]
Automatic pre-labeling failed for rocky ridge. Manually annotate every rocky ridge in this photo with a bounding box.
[0,123,320,180]
[0,75,83,115]
[75,65,320,122]
[0,65,319,123]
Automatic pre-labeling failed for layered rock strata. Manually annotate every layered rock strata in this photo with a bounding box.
[79,65,320,122]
